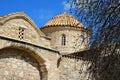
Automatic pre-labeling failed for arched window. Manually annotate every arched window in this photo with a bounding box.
[62,34,66,45]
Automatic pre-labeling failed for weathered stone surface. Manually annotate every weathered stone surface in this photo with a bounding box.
[46,28,90,54]
[0,48,40,80]
[0,12,91,80]
[59,58,92,80]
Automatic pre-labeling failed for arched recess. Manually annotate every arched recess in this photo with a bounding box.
[0,46,47,80]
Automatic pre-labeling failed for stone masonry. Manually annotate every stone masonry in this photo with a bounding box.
[0,12,91,80]
[0,48,40,80]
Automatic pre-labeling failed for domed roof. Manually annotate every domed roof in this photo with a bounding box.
[43,13,84,28]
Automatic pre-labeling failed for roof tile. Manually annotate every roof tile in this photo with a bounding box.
[43,13,84,28]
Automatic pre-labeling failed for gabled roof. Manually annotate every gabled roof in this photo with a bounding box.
[0,12,45,36]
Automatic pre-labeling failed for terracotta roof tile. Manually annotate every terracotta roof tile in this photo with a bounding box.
[43,13,84,28]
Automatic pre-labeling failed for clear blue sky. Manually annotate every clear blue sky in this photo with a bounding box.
[0,0,70,27]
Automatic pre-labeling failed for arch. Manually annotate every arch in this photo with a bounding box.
[0,46,47,80]
[62,34,66,45]
[0,12,45,36]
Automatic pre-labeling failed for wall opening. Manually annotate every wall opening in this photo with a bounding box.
[18,27,25,39]
[62,34,66,45]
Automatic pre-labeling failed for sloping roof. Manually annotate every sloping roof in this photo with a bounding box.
[0,12,45,36]
[43,13,84,28]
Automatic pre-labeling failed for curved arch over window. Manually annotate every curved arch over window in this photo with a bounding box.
[62,34,66,45]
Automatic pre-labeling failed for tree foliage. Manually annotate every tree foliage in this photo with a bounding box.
[66,0,120,80]
[67,0,120,46]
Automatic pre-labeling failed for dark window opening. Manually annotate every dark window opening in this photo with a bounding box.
[18,27,25,39]
[62,34,66,45]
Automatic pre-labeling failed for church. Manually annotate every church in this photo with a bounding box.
[0,12,91,80]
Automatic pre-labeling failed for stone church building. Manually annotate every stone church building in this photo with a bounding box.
[0,12,91,80]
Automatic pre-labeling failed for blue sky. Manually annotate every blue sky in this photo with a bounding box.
[0,0,70,27]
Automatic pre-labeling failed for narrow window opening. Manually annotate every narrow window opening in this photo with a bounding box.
[18,27,25,39]
[62,34,66,45]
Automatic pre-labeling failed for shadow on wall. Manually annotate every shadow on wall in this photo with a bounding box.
[60,43,120,80]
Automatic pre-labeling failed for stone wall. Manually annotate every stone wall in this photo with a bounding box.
[48,27,90,54]
[0,16,50,48]
[59,57,92,80]
[0,48,40,80]
[0,36,60,80]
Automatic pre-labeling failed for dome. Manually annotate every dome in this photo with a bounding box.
[43,13,84,28]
